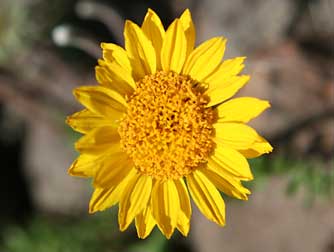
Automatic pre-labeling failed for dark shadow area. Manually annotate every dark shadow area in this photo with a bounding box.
[0,105,34,234]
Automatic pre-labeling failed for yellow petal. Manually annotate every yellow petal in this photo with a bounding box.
[214,122,265,150]
[151,179,179,239]
[179,9,195,58]
[177,211,190,237]
[204,57,246,90]
[96,59,135,94]
[187,170,225,226]
[119,174,152,231]
[66,109,116,134]
[89,169,137,213]
[203,161,251,200]
[73,86,127,118]
[216,97,270,123]
[206,75,250,107]
[135,206,156,239]
[68,153,107,178]
[239,136,273,158]
[101,42,132,73]
[142,8,165,70]
[161,19,187,73]
[96,66,126,94]
[211,145,253,181]
[214,122,273,158]
[74,126,121,154]
[183,37,226,81]
[124,20,156,79]
[98,43,135,93]
[174,179,191,237]
[93,153,133,188]
[89,187,117,213]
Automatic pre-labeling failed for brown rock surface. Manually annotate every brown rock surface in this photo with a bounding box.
[190,177,334,252]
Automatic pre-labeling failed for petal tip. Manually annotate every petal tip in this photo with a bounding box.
[67,167,75,176]
[88,199,98,214]
[65,116,72,125]
[264,100,271,109]
[266,143,274,153]
[177,223,190,237]
[88,207,96,214]
[100,42,106,49]
[147,8,155,15]
[72,88,80,98]
[164,228,174,239]
[180,8,192,19]
[124,19,133,30]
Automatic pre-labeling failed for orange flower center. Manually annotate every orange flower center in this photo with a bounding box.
[118,71,215,180]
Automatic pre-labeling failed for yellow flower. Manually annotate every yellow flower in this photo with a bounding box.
[67,9,273,239]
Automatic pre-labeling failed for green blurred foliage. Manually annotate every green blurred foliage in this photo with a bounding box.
[0,0,28,64]
[1,213,116,252]
[0,211,170,252]
[247,156,334,203]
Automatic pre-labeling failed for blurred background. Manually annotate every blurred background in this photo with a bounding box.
[0,0,333,251]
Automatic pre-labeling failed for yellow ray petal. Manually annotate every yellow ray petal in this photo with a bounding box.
[68,153,106,178]
[177,211,190,237]
[73,86,127,118]
[206,75,250,107]
[96,65,130,95]
[204,57,246,90]
[89,169,137,213]
[98,43,135,93]
[119,174,152,231]
[142,8,165,70]
[207,157,248,183]
[211,145,253,181]
[124,20,156,79]
[135,206,156,239]
[66,109,117,134]
[214,122,265,150]
[179,9,195,58]
[214,122,273,158]
[101,42,132,73]
[152,179,179,239]
[239,136,273,158]
[203,161,251,200]
[161,19,187,73]
[93,153,133,188]
[96,59,135,94]
[183,37,226,82]
[187,170,225,226]
[216,97,270,123]
[75,126,121,154]
[89,187,117,213]
[174,179,191,237]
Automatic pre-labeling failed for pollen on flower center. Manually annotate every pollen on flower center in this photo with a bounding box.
[118,71,216,180]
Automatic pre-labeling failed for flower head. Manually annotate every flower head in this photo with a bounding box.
[67,9,273,239]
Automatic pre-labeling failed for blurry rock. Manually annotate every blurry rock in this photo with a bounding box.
[194,0,295,56]
[293,127,317,156]
[240,41,333,156]
[318,118,334,159]
[21,54,94,214]
[290,0,334,62]
[190,177,334,252]
[292,0,334,38]
[1,46,95,215]
[24,120,91,215]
